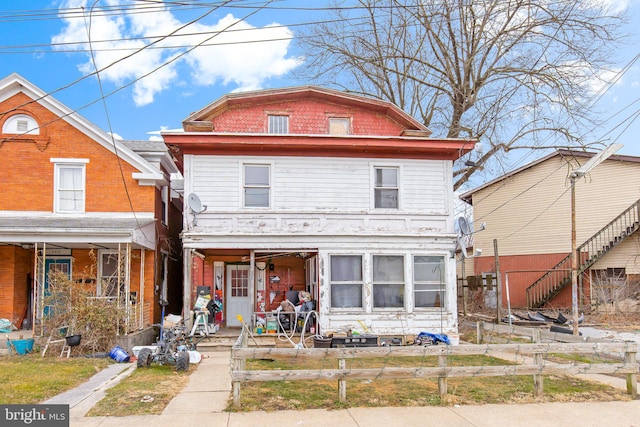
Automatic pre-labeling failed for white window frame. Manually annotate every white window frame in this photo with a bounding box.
[51,158,89,214]
[372,254,405,310]
[372,165,400,209]
[161,185,169,226]
[268,114,289,134]
[329,254,364,310]
[243,163,271,208]
[412,255,447,309]
[97,250,127,298]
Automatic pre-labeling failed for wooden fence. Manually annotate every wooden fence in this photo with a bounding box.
[231,330,638,407]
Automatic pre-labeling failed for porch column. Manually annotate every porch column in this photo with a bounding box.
[183,248,193,330]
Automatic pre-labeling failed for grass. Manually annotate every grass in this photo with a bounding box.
[87,364,191,417]
[0,354,110,404]
[228,354,631,411]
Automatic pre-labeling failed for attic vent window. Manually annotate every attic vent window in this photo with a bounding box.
[268,115,289,134]
[2,114,40,135]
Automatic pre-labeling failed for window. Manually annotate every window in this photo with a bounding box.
[374,167,399,209]
[51,159,88,213]
[330,255,363,308]
[268,115,289,134]
[413,256,445,308]
[373,255,404,308]
[329,117,350,135]
[2,114,39,135]
[161,185,169,225]
[98,251,126,298]
[244,164,270,207]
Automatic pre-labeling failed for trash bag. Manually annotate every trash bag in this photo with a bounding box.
[416,332,451,345]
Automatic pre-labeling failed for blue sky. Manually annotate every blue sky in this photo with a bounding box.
[1,0,639,160]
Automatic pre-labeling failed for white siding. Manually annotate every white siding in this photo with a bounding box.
[184,155,453,237]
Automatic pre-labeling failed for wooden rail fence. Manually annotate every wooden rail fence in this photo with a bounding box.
[231,331,638,407]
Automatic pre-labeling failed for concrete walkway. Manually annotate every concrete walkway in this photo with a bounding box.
[52,347,640,427]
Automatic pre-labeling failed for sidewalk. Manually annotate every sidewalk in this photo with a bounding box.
[56,348,640,427]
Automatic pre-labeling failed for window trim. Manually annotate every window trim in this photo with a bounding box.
[267,114,289,134]
[372,165,400,210]
[242,163,272,209]
[51,158,89,214]
[412,254,447,310]
[329,254,364,311]
[372,254,405,311]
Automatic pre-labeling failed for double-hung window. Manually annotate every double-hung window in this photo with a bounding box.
[413,255,446,308]
[244,164,270,208]
[51,158,88,213]
[330,255,363,308]
[374,166,399,209]
[372,255,404,308]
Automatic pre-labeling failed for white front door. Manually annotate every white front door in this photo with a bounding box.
[226,264,252,327]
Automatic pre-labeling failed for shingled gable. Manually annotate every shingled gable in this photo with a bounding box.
[182,85,430,134]
[0,73,162,185]
[164,86,476,167]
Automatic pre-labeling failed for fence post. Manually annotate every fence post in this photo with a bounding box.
[477,321,483,344]
[625,346,637,398]
[438,354,448,398]
[338,357,346,403]
[532,329,543,396]
[232,351,242,408]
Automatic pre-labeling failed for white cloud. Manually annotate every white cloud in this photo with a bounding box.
[52,1,300,105]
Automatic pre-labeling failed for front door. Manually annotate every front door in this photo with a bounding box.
[226,264,252,327]
[44,258,72,316]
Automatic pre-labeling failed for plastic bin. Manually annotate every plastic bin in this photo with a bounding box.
[7,338,34,355]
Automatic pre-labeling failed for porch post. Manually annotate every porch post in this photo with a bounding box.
[249,251,255,327]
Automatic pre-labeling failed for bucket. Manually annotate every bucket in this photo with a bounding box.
[449,333,460,346]
[313,336,332,348]
[109,345,130,363]
[7,338,34,355]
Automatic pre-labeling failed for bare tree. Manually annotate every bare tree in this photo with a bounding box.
[297,0,627,189]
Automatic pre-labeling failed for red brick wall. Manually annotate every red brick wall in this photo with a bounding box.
[473,253,576,309]
[0,92,154,213]
[210,99,405,136]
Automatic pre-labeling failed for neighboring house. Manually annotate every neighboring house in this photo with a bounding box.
[0,73,183,337]
[163,86,475,336]
[460,149,640,310]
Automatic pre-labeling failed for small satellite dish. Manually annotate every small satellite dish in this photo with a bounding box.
[187,193,207,214]
[458,217,470,235]
[187,193,207,227]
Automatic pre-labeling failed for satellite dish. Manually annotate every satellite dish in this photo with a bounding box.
[458,217,470,235]
[187,193,207,214]
[187,193,207,227]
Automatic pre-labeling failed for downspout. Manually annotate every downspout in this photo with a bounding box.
[183,248,193,330]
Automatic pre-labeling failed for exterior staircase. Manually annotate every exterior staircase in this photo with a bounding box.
[195,329,280,353]
[526,198,640,308]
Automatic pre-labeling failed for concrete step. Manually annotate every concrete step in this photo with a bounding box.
[195,333,279,352]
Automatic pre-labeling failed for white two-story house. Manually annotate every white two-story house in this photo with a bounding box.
[163,86,475,337]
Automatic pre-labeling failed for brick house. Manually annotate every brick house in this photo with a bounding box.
[0,73,183,337]
[460,149,640,310]
[163,86,475,337]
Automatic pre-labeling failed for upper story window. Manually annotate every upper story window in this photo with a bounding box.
[51,158,88,213]
[161,185,169,225]
[329,117,350,135]
[374,166,399,209]
[2,114,39,135]
[244,164,270,208]
[268,115,289,134]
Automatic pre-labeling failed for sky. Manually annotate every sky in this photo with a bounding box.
[1,0,639,163]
